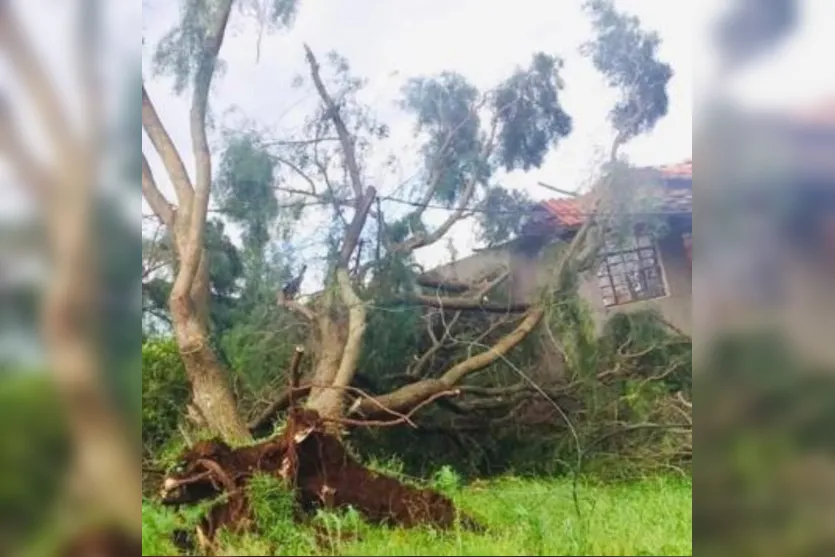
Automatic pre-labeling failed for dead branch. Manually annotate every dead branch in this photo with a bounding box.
[326,389,460,428]
[351,307,544,417]
[303,44,363,201]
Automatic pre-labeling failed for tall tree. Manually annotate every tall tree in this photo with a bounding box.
[582,0,673,160]
[142,0,301,442]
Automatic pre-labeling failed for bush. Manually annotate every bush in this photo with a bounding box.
[142,338,190,460]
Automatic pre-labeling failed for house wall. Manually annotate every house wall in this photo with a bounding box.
[419,223,693,336]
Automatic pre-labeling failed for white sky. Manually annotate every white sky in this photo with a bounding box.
[3,1,832,291]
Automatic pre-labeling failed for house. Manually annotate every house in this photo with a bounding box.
[417,160,693,335]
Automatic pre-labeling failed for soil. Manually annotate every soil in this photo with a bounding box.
[160,408,482,552]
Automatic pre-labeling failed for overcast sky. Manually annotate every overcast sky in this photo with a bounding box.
[4,0,829,291]
[136,0,835,286]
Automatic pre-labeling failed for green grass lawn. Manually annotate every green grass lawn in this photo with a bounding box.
[142,475,691,556]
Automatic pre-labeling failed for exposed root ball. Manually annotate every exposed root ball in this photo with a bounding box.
[159,408,482,549]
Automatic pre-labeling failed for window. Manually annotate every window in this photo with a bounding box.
[596,226,667,307]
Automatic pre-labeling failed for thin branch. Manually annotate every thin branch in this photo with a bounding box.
[351,307,544,417]
[303,44,364,201]
[272,156,319,195]
[537,181,579,197]
[142,153,176,226]
[262,136,340,147]
[326,389,460,428]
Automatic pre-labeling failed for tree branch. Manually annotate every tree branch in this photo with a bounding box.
[141,84,194,206]
[141,153,176,226]
[390,295,530,313]
[173,0,234,304]
[303,44,364,201]
[277,290,317,322]
[338,187,376,267]
[351,307,544,417]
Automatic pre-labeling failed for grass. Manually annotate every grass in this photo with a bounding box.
[142,473,691,556]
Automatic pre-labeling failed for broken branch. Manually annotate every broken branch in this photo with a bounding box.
[303,44,364,201]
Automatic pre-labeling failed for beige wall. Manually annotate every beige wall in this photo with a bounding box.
[420,227,693,336]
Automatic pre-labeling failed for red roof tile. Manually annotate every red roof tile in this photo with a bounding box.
[541,198,587,228]
[538,159,692,228]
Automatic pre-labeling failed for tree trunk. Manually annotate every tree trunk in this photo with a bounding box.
[169,278,250,444]
[305,308,348,421]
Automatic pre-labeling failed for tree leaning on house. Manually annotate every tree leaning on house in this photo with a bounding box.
[141,0,672,444]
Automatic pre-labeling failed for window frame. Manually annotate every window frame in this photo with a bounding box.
[595,224,670,308]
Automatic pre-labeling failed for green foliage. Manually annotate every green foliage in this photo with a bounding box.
[0,375,69,554]
[492,53,573,171]
[431,465,463,497]
[215,131,279,250]
[152,0,300,94]
[245,474,315,553]
[220,303,305,395]
[476,186,535,246]
[142,218,245,335]
[582,0,673,142]
[142,338,190,459]
[402,73,488,206]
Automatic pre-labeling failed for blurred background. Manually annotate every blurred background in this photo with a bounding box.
[0,0,833,555]
[696,1,835,556]
[0,0,141,555]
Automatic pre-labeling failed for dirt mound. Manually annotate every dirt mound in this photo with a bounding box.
[160,408,481,552]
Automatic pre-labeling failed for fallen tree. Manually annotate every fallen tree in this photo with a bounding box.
[141,0,677,538]
[159,406,482,554]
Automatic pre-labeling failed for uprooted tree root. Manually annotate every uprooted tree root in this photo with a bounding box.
[160,408,482,552]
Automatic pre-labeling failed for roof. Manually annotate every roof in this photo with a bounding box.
[536,159,692,230]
